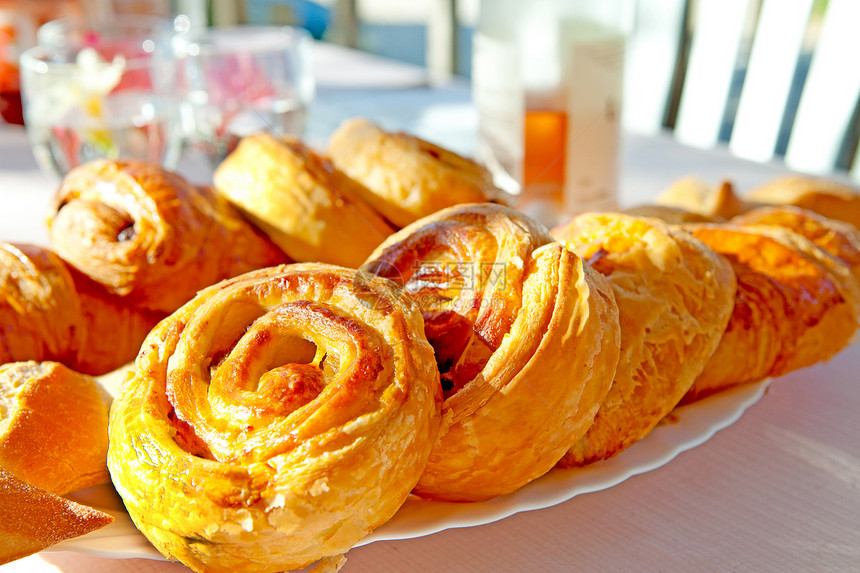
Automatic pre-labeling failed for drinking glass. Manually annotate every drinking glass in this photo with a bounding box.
[19,16,181,178]
[168,22,315,165]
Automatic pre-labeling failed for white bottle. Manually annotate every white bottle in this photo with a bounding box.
[473,0,633,226]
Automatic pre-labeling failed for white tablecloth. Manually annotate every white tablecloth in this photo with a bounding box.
[2,42,859,573]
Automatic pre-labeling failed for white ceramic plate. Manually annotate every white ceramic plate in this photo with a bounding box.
[51,379,769,559]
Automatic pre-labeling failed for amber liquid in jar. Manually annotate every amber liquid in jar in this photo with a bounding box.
[523,109,567,203]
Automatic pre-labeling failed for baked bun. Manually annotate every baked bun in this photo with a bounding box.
[747,176,860,229]
[683,224,860,402]
[0,467,113,565]
[328,118,511,227]
[48,159,288,314]
[552,213,735,466]
[0,243,160,375]
[363,203,620,501]
[213,133,396,268]
[0,361,109,495]
[108,263,441,573]
[623,204,718,224]
[656,177,752,220]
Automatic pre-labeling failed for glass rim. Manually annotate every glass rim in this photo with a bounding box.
[19,44,163,74]
[171,24,313,58]
[37,14,173,42]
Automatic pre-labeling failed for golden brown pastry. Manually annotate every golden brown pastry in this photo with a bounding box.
[747,176,860,229]
[0,361,109,495]
[0,467,113,565]
[623,204,718,224]
[656,177,752,219]
[363,203,620,501]
[732,205,860,285]
[213,133,396,268]
[328,118,512,227]
[48,159,289,314]
[0,243,160,375]
[683,224,860,402]
[552,213,736,466]
[108,263,441,573]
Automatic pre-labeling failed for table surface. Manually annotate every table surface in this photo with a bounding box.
[2,41,859,573]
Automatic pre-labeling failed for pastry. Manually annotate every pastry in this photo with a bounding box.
[747,176,860,229]
[656,177,752,220]
[683,223,860,402]
[552,213,736,466]
[108,263,441,573]
[0,467,113,565]
[328,118,512,227]
[623,204,718,224]
[213,133,396,268]
[48,159,288,314]
[732,205,860,285]
[363,203,620,501]
[0,361,109,495]
[0,242,160,375]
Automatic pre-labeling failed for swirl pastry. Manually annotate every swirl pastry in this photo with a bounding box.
[363,203,620,501]
[328,118,512,228]
[108,264,441,573]
[747,176,860,229]
[48,159,289,314]
[552,213,736,466]
[213,133,396,268]
[0,467,113,565]
[0,243,160,375]
[682,224,860,402]
[0,361,109,495]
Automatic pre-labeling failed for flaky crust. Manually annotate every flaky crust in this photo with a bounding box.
[552,214,736,466]
[328,118,512,227]
[683,224,860,402]
[732,205,860,285]
[364,204,620,501]
[747,176,860,229]
[213,133,395,268]
[0,361,109,495]
[108,264,441,573]
[0,243,160,375]
[48,159,288,314]
[0,467,113,565]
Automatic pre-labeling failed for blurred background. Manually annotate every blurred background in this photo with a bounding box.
[0,0,856,180]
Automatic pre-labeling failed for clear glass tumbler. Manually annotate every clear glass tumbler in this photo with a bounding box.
[167,21,315,166]
[19,16,181,178]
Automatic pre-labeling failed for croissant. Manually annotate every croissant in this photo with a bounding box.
[682,223,860,402]
[48,159,288,314]
[213,133,396,268]
[0,467,113,565]
[328,118,512,227]
[0,243,160,375]
[0,361,109,495]
[362,203,620,501]
[552,213,736,466]
[746,176,860,229]
[108,263,441,573]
